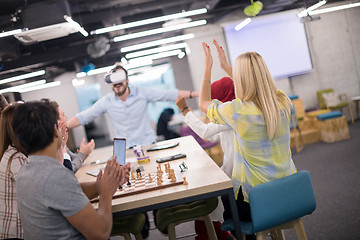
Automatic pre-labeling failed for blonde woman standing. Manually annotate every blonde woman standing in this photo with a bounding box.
[199,40,297,229]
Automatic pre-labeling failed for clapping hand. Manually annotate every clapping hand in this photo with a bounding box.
[79,138,95,157]
[58,120,68,148]
[96,156,121,197]
[56,120,68,161]
[119,163,130,186]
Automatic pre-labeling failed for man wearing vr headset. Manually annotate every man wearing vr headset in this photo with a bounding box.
[67,63,198,148]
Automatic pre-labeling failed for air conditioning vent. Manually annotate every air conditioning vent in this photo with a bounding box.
[14,22,78,44]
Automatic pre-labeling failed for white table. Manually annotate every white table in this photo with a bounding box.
[76,135,243,239]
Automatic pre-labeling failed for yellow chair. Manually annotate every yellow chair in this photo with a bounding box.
[290,109,304,153]
[288,96,304,153]
[316,88,354,124]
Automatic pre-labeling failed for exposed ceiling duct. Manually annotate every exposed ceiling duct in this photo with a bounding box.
[14,0,79,44]
[0,0,349,81]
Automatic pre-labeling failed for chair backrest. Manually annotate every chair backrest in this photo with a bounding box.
[316,88,334,109]
[290,105,297,129]
[249,171,316,233]
[291,98,305,120]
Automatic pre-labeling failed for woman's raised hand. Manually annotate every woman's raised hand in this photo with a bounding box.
[213,39,232,77]
[202,41,213,71]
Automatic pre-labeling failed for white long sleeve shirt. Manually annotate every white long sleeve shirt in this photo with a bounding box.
[184,111,234,178]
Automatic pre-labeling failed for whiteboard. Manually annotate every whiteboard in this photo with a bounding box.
[223,10,312,79]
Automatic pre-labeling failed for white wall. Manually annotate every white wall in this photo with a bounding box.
[291,5,360,111]
[183,1,360,118]
[21,72,87,147]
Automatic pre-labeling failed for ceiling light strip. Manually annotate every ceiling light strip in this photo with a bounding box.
[91,8,207,35]
[306,2,360,16]
[75,59,154,77]
[86,66,113,76]
[19,81,61,93]
[0,70,46,85]
[72,79,85,87]
[298,0,327,17]
[129,50,183,63]
[125,43,188,59]
[0,80,46,94]
[125,59,153,70]
[235,18,252,31]
[113,20,206,42]
[121,34,194,53]
[64,15,89,37]
[0,28,28,38]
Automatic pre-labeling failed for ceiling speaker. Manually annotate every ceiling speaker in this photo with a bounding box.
[87,37,110,58]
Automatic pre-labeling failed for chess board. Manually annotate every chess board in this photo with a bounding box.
[91,171,184,203]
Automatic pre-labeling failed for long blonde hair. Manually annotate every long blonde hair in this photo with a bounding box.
[232,52,291,139]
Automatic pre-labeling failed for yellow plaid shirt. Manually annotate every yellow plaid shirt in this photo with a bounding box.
[207,98,296,202]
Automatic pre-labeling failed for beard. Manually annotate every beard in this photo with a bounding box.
[114,82,128,97]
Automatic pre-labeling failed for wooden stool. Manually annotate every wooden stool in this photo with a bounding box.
[111,213,146,240]
[316,111,350,143]
[156,197,219,240]
[352,96,360,120]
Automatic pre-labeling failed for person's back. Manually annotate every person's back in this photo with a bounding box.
[17,155,87,239]
[209,99,295,200]
[156,108,180,140]
[200,42,296,204]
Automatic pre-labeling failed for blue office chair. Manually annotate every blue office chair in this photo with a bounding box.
[222,171,316,240]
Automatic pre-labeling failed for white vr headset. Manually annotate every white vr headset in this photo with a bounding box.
[104,70,127,84]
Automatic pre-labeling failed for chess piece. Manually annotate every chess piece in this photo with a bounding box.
[136,168,142,177]
[183,177,188,185]
[130,170,135,180]
[148,173,153,183]
[170,174,176,183]
[137,172,142,180]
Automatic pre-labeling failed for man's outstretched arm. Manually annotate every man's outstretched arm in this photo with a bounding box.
[67,116,81,129]
[178,90,199,99]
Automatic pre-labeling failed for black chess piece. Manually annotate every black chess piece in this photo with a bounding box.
[182,162,188,169]
[136,168,142,177]
[127,181,131,186]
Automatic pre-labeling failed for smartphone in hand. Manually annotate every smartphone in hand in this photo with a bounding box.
[113,138,126,166]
